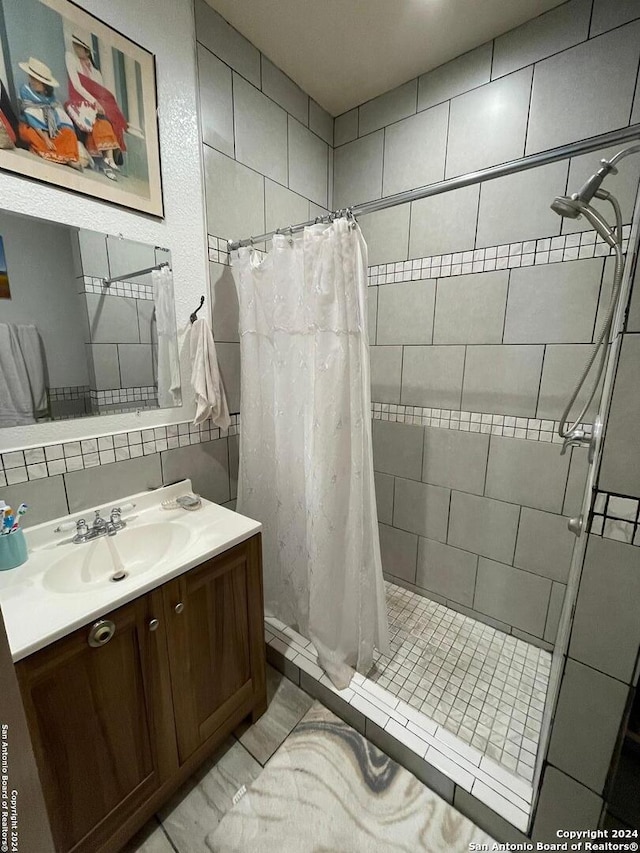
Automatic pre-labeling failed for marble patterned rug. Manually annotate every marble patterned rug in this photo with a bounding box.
[208,703,494,852]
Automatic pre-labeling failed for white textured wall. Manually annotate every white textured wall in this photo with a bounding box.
[0,0,208,451]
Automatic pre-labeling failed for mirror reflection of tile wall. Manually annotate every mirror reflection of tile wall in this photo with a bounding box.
[0,209,180,427]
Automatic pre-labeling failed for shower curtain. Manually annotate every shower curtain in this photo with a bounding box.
[232,218,389,689]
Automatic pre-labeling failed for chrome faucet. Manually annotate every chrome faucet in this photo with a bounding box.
[560,428,590,455]
[72,507,127,544]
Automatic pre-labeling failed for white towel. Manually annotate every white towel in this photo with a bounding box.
[0,323,37,427]
[189,317,230,429]
[152,267,182,408]
[15,324,47,416]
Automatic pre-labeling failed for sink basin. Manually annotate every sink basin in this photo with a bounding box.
[43,522,193,594]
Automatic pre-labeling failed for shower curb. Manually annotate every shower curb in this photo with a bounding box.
[264,615,535,840]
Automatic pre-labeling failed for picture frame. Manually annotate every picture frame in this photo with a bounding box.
[0,235,9,298]
[0,0,163,217]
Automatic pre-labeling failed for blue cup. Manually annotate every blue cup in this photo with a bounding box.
[0,528,28,570]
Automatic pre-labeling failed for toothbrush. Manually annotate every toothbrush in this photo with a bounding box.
[2,508,13,534]
[10,504,27,533]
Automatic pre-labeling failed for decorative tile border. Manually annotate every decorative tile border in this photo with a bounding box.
[217,225,630,281]
[367,227,631,285]
[590,490,640,546]
[90,386,157,407]
[0,415,240,487]
[372,402,591,445]
[208,234,231,265]
[81,275,154,301]
[48,385,90,402]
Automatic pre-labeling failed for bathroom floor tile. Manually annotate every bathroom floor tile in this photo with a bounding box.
[158,738,263,852]
[370,581,551,779]
[120,818,174,853]
[235,665,314,765]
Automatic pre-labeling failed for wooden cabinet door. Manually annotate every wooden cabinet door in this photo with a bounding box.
[16,591,175,853]
[164,534,266,763]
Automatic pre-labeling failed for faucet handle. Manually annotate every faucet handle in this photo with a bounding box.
[76,518,88,536]
[110,507,122,524]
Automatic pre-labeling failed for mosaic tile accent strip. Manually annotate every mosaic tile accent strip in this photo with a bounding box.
[48,385,90,402]
[222,225,630,281]
[590,490,640,546]
[90,386,157,407]
[264,578,543,830]
[209,234,231,265]
[81,275,154,300]
[367,227,631,285]
[0,415,240,486]
[372,402,592,444]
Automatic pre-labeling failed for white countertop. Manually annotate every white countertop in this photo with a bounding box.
[0,481,261,662]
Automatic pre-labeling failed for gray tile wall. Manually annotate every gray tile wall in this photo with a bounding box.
[373,419,578,645]
[333,8,640,218]
[346,1,640,655]
[369,255,614,423]
[195,0,334,412]
[76,234,164,400]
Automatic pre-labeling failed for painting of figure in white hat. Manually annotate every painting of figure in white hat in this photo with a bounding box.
[17,57,82,168]
[0,0,162,216]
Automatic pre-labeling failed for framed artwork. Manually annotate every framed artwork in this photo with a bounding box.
[0,0,163,216]
[0,235,9,298]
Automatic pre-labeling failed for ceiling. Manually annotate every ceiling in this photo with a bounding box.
[204,0,566,116]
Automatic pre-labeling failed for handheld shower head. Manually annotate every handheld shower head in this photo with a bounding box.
[551,196,618,247]
[550,196,583,219]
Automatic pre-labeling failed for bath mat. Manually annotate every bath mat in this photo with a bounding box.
[208,703,494,852]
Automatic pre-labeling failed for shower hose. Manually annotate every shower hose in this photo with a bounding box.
[558,193,625,439]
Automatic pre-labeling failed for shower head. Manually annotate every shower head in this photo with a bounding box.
[551,155,619,223]
[552,145,640,224]
[550,196,583,219]
[552,197,618,247]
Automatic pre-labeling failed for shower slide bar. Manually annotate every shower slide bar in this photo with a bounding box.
[227,123,640,251]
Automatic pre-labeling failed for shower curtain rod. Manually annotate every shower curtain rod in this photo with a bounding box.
[103,261,170,286]
[227,123,640,251]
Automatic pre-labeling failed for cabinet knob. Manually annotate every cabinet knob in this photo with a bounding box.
[149,618,160,632]
[88,620,115,647]
[174,602,184,614]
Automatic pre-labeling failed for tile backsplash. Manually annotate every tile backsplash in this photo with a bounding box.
[0,416,240,528]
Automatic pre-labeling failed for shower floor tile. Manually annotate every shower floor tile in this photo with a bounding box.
[369,582,551,781]
[264,580,550,831]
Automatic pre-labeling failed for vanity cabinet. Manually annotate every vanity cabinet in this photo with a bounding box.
[164,536,264,763]
[16,534,266,853]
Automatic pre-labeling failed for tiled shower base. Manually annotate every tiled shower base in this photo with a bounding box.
[265,580,551,832]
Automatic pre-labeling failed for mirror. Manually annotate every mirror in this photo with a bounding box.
[0,209,181,428]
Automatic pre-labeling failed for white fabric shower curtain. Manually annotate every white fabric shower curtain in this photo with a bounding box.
[232,218,389,689]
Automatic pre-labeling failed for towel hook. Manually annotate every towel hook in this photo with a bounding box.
[190,295,205,324]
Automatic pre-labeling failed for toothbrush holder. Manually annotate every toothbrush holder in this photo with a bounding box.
[0,529,28,571]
